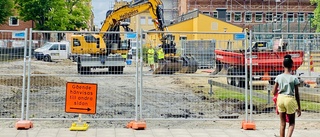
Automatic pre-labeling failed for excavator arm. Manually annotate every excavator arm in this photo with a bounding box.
[100,0,165,37]
[95,0,167,57]
[71,0,166,56]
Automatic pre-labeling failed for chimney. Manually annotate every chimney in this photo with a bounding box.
[216,8,227,21]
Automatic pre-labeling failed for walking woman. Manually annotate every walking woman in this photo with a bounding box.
[272,54,301,137]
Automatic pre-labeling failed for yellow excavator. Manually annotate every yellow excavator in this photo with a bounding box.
[71,0,198,74]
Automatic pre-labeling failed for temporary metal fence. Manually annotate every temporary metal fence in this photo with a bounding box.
[0,29,29,122]
[1,29,320,129]
[141,30,253,126]
[251,32,320,122]
[181,39,215,68]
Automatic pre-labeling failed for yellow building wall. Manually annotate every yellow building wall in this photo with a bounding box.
[144,19,196,47]
[194,14,244,49]
[149,14,245,50]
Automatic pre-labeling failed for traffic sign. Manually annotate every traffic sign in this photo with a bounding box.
[12,31,25,38]
[125,33,137,39]
[65,82,97,114]
[234,33,246,40]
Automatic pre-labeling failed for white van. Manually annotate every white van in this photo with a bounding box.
[34,41,72,62]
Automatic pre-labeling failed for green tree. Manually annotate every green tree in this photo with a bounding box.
[0,0,14,24]
[66,0,92,31]
[15,0,69,30]
[15,0,91,31]
[311,0,320,32]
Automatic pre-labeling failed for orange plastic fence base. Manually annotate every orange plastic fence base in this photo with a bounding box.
[304,80,316,85]
[126,121,146,130]
[241,120,256,130]
[15,120,33,130]
[201,70,213,73]
[261,72,271,81]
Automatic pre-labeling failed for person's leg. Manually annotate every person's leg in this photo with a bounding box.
[277,95,287,137]
[286,113,295,137]
[149,64,152,71]
[279,112,287,137]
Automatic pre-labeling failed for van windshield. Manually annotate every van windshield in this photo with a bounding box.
[40,43,52,49]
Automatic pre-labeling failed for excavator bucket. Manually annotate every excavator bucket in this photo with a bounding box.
[153,56,198,74]
[153,57,183,74]
[210,61,223,75]
[178,56,198,73]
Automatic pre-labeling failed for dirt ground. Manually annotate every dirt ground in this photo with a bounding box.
[0,58,320,130]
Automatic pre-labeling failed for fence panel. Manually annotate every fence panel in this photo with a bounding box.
[0,29,28,120]
[22,30,139,127]
[140,31,250,126]
[181,39,215,69]
[251,32,320,121]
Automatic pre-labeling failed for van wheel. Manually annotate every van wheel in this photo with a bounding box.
[79,67,90,74]
[72,56,77,62]
[43,55,51,62]
[109,66,124,74]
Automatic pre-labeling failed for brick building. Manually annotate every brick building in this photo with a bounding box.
[0,17,34,48]
[0,18,34,31]
[178,0,316,30]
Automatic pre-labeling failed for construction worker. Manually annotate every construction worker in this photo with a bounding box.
[147,45,155,71]
[157,44,165,63]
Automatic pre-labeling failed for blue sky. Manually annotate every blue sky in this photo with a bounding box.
[92,0,131,28]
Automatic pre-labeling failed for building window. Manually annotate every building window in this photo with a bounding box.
[255,13,263,22]
[234,12,242,22]
[9,16,19,26]
[308,13,314,19]
[148,17,153,25]
[245,12,252,22]
[287,13,294,22]
[298,13,305,22]
[213,11,218,18]
[140,16,146,24]
[276,13,283,22]
[203,12,210,16]
[266,12,273,22]
[226,12,231,22]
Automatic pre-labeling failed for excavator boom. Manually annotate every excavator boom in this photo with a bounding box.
[100,0,165,37]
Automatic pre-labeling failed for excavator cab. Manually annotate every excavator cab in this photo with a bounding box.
[162,34,177,55]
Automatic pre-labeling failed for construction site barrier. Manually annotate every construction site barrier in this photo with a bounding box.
[0,29,320,130]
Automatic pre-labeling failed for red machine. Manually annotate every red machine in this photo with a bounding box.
[213,41,304,87]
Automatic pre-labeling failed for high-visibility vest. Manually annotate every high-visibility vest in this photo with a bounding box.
[157,48,164,59]
[147,48,154,59]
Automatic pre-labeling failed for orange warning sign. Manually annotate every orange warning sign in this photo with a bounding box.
[65,82,97,114]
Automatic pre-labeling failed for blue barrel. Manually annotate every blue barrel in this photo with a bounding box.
[126,59,132,65]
